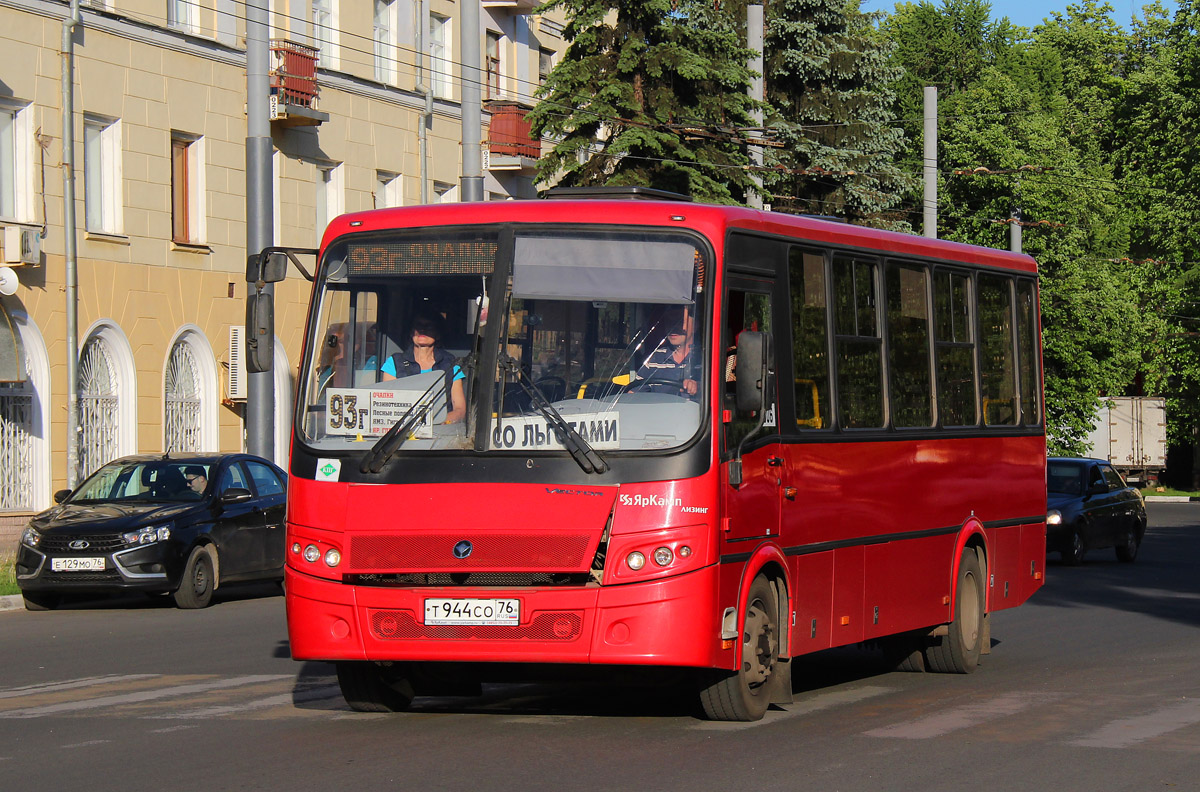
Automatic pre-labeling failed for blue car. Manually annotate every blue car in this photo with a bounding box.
[1046,457,1146,565]
[15,453,287,610]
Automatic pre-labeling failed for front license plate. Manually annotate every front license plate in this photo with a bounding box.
[50,557,105,572]
[424,598,519,626]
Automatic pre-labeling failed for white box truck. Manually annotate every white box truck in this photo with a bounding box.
[1083,396,1167,485]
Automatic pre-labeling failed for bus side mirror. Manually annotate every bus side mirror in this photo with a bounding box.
[735,331,770,413]
[245,291,274,373]
[246,251,289,284]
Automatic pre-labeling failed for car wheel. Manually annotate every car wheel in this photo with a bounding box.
[926,548,985,674]
[1115,522,1141,563]
[22,591,61,611]
[336,662,414,713]
[173,546,216,609]
[698,575,780,721]
[1062,526,1086,566]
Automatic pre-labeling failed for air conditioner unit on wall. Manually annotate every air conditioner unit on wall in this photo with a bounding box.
[228,326,247,400]
[3,226,41,265]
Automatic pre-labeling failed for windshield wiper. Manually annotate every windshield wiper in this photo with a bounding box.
[498,354,608,475]
[359,375,447,474]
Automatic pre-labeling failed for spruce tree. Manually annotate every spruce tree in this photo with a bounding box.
[528,0,759,204]
[764,0,913,226]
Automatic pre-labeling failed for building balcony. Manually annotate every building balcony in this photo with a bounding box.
[268,40,329,127]
[486,101,540,171]
[481,0,540,13]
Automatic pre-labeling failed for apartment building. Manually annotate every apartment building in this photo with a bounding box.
[0,0,563,541]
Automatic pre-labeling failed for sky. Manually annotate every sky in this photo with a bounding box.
[858,0,1179,30]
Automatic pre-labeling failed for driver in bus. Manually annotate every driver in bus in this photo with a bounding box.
[380,313,468,423]
[633,308,699,397]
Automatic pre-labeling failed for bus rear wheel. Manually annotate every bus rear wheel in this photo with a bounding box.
[336,661,414,713]
[699,575,779,721]
[926,548,985,674]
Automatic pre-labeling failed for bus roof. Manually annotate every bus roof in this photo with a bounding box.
[323,200,1037,274]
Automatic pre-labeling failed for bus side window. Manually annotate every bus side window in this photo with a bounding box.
[886,262,933,427]
[978,274,1018,426]
[832,254,884,429]
[723,289,773,452]
[789,248,829,429]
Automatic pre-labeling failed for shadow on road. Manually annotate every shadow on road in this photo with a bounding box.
[28,581,283,611]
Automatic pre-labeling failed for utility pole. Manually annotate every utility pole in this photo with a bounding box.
[923,86,937,239]
[61,0,81,487]
[460,0,484,202]
[746,2,764,210]
[1010,207,1022,254]
[245,0,274,459]
[416,0,431,204]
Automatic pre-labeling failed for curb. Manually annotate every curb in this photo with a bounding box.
[0,594,22,613]
[1144,496,1200,503]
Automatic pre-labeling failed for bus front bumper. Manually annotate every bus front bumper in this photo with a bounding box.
[285,563,722,669]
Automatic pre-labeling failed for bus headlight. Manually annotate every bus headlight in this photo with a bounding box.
[324,548,341,567]
[626,551,646,571]
[1046,510,1062,526]
[303,544,321,563]
[652,546,674,566]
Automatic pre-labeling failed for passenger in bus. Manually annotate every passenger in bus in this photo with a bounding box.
[633,308,699,397]
[380,313,467,423]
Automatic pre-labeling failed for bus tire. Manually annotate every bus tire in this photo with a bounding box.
[698,575,779,721]
[880,633,927,672]
[926,548,985,674]
[173,546,216,609]
[336,661,414,713]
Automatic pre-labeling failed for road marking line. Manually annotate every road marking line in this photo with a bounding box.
[864,692,1041,739]
[693,685,896,730]
[61,740,111,749]
[0,675,160,700]
[149,725,201,734]
[0,675,291,719]
[148,684,344,719]
[1071,699,1200,749]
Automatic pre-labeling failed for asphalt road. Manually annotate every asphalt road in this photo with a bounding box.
[1,503,1197,792]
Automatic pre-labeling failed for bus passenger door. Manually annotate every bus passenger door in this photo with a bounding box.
[721,284,783,544]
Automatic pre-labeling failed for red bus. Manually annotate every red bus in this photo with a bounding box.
[264,190,1046,721]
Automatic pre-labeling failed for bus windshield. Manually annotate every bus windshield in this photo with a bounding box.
[298,227,710,455]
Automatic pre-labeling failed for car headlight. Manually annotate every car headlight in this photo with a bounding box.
[122,525,172,546]
[1046,509,1062,526]
[20,527,41,548]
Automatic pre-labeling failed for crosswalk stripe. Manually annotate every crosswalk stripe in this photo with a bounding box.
[149,684,344,720]
[864,692,1041,739]
[0,675,291,719]
[0,675,160,700]
[1070,699,1200,749]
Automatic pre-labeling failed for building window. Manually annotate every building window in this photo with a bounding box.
[165,340,202,452]
[485,32,502,99]
[315,162,343,239]
[430,13,451,99]
[78,335,121,478]
[433,181,455,203]
[168,0,198,34]
[171,134,205,244]
[375,170,402,208]
[0,372,33,510]
[373,0,397,84]
[84,116,122,235]
[539,48,554,85]
[313,0,339,69]
[0,100,33,223]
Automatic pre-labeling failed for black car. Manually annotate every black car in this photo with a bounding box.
[15,453,287,610]
[1046,456,1147,565]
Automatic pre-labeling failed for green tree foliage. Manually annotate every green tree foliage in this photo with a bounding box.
[763,0,914,225]
[527,0,758,203]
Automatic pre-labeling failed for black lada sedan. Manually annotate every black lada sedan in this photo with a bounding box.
[15,453,286,610]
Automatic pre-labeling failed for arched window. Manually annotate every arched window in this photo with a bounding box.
[78,334,121,478]
[165,340,202,452]
[0,353,34,509]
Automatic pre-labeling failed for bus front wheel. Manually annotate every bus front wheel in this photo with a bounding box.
[336,661,415,713]
[698,575,779,721]
[926,548,985,674]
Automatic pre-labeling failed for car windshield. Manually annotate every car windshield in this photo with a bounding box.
[298,227,710,455]
[70,461,212,503]
[1047,461,1084,496]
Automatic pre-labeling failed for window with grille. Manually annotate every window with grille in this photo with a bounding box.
[165,340,202,452]
[0,375,33,510]
[79,336,120,478]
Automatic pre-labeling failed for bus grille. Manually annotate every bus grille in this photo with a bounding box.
[349,534,594,571]
[368,610,583,642]
[351,573,592,588]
